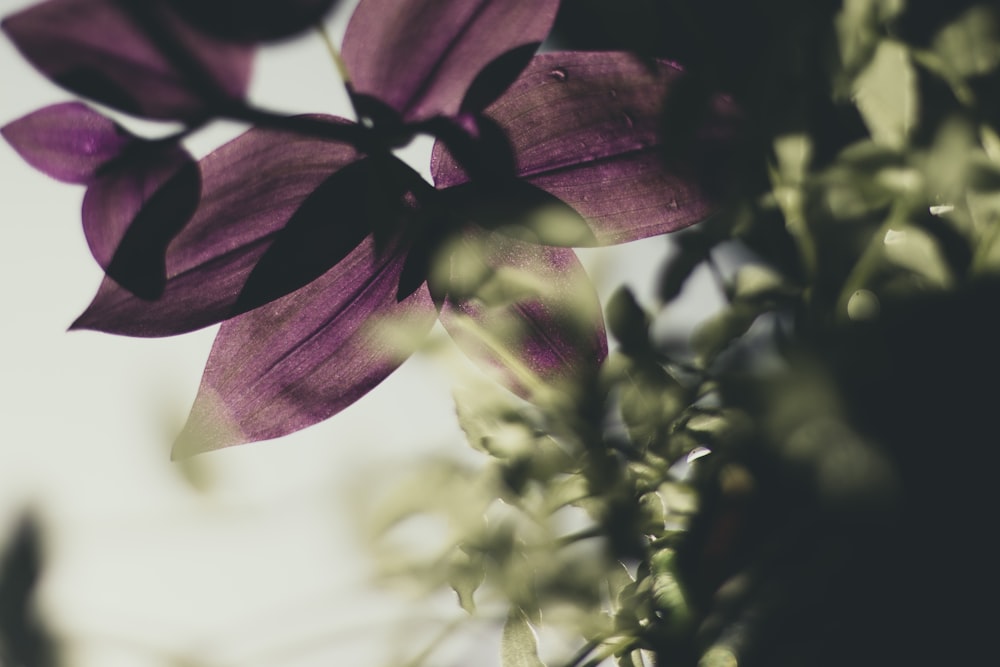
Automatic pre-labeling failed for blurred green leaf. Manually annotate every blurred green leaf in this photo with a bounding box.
[0,516,54,667]
[691,303,764,367]
[834,0,906,93]
[731,264,799,303]
[853,39,918,148]
[658,232,713,303]
[615,359,687,451]
[881,225,954,287]
[495,205,598,248]
[617,651,637,667]
[606,287,651,355]
[502,609,546,667]
[970,214,1000,274]
[933,5,1000,78]
[447,548,485,614]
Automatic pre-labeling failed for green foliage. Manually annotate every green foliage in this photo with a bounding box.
[368,2,1000,666]
[501,610,546,667]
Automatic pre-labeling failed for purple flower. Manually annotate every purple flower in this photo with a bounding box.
[2,0,735,456]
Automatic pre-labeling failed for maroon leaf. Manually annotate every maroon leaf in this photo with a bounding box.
[2,102,200,297]
[0,102,132,184]
[172,236,437,456]
[2,0,253,120]
[233,156,429,315]
[73,119,361,335]
[432,52,727,245]
[342,0,559,122]
[438,229,607,400]
[167,0,340,42]
[84,144,199,299]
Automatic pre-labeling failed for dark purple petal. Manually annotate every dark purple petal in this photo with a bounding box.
[72,119,361,335]
[2,0,253,120]
[233,156,428,315]
[438,230,607,400]
[172,236,437,456]
[0,102,133,184]
[342,0,559,122]
[83,143,199,299]
[167,0,340,42]
[432,52,730,245]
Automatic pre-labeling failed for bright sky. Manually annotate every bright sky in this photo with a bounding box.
[0,2,718,665]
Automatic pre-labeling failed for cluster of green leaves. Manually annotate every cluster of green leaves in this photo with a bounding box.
[368,2,1000,666]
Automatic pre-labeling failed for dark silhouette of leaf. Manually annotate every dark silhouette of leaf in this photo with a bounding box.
[233,160,373,315]
[73,121,359,336]
[168,0,341,42]
[460,43,541,114]
[0,516,54,667]
[56,67,142,117]
[442,178,595,246]
[2,0,253,121]
[101,149,201,300]
[426,113,516,183]
[606,286,651,355]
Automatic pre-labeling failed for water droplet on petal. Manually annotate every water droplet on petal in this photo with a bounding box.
[549,67,568,82]
[666,198,679,210]
[622,111,635,128]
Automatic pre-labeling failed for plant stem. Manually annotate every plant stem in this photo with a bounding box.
[315,24,352,85]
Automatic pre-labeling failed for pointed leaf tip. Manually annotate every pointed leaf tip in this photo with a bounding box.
[1,102,131,184]
[176,236,437,453]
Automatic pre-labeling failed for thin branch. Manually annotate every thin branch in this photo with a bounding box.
[558,639,603,667]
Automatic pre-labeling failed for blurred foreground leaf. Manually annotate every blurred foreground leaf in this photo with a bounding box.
[854,40,918,148]
[501,609,545,667]
[0,516,54,667]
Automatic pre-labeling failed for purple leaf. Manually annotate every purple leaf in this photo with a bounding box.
[167,0,341,42]
[84,142,199,299]
[2,0,253,120]
[1,102,200,297]
[172,236,437,456]
[342,0,559,122]
[0,102,132,184]
[233,156,428,315]
[438,230,607,400]
[432,52,728,245]
[73,119,361,335]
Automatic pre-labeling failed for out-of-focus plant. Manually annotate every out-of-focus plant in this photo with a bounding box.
[362,2,1000,666]
[5,0,1000,666]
